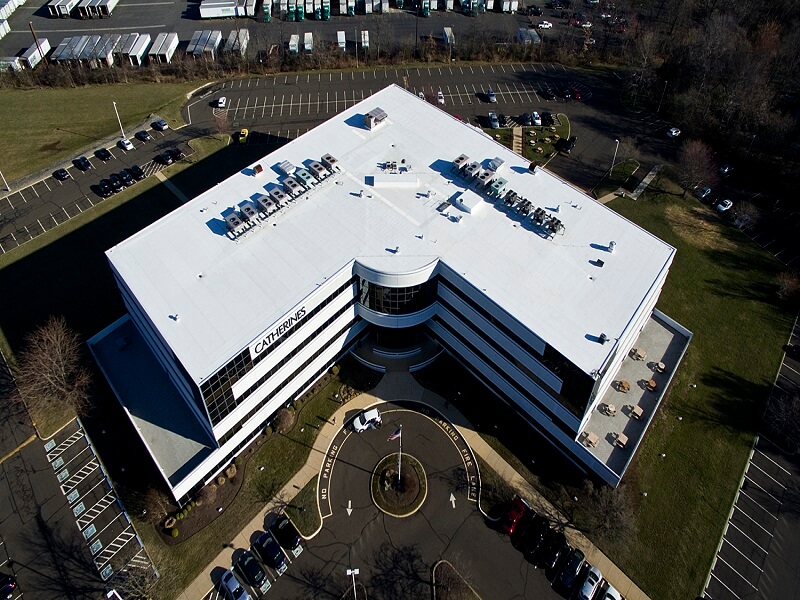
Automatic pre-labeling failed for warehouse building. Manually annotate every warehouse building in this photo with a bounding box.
[90,85,689,503]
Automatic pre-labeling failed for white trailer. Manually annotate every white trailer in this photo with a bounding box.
[364,0,371,12]
[305,0,313,18]
[501,0,510,11]
[374,0,381,11]
[78,34,101,62]
[338,0,346,14]
[346,0,355,13]
[51,37,71,61]
[303,31,313,53]
[245,0,256,15]
[128,32,150,65]
[224,28,249,55]
[337,30,345,50]
[148,31,178,62]
[510,0,517,10]
[186,30,203,55]
[0,18,8,41]
[92,33,115,66]
[446,0,453,9]
[98,0,118,17]
[56,0,78,17]
[0,56,22,71]
[192,30,211,56]
[381,0,388,9]
[360,29,369,49]
[443,26,454,46]
[202,30,222,59]
[71,35,91,62]
[288,33,299,53]
[199,0,237,18]
[21,38,50,69]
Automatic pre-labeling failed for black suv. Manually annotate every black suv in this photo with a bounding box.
[159,151,174,165]
[97,179,113,198]
[109,173,125,192]
[169,147,186,161]
[53,168,71,181]
[74,156,92,171]
[119,170,134,187]
[541,88,556,101]
[129,164,146,180]
[270,514,303,555]
[553,547,585,593]
[563,135,577,153]
[542,111,554,125]
[520,112,533,126]
[95,148,112,161]
[519,514,550,560]
[135,130,153,142]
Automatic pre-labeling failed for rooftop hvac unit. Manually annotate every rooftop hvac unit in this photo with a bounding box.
[488,156,505,172]
[268,187,288,204]
[255,194,275,214]
[239,201,258,220]
[283,177,303,196]
[464,162,481,179]
[452,154,469,170]
[477,170,493,187]
[363,108,388,130]
[278,160,296,175]
[308,161,328,180]
[294,168,315,189]
[321,153,340,172]
[224,211,243,230]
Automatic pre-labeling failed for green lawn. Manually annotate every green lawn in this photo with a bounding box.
[0,82,200,182]
[285,478,321,537]
[522,114,570,164]
[604,189,793,599]
[592,159,639,199]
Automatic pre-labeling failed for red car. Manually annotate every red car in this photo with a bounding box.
[500,496,531,535]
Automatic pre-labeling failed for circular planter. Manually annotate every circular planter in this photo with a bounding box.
[370,453,427,518]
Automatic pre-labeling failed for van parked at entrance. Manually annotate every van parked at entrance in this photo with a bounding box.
[353,408,382,432]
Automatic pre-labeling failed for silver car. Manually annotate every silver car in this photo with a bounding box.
[220,569,251,600]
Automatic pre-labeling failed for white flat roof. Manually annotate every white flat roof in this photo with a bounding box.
[108,85,675,383]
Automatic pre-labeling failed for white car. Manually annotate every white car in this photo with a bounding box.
[581,21,593,28]
[437,90,445,105]
[418,91,425,100]
[667,127,681,138]
[538,20,553,28]
[118,138,134,151]
[532,111,542,126]
[219,569,250,600]
[716,199,733,212]
[602,583,623,600]
[353,408,382,432]
[217,96,227,108]
[577,565,602,600]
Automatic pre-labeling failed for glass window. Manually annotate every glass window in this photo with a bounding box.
[358,278,437,315]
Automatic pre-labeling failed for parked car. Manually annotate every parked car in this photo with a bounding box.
[235,550,272,594]
[353,407,382,432]
[119,170,134,187]
[217,96,228,108]
[667,127,681,138]
[571,87,583,100]
[499,114,508,127]
[519,513,550,559]
[553,547,585,593]
[538,529,568,571]
[437,90,445,105]
[581,20,593,27]
[528,4,543,14]
[542,111,554,125]
[694,185,712,201]
[219,568,250,600]
[109,173,124,192]
[520,112,533,126]
[74,156,92,171]
[271,514,304,556]
[53,168,71,181]
[418,91,425,100]
[95,148,112,161]
[719,163,733,176]
[489,112,500,129]
[118,137,134,151]
[159,151,174,165]
[129,164,146,180]
[563,136,577,153]
[716,199,733,212]
[499,496,530,535]
[169,147,186,161]
[253,531,288,575]
[602,582,623,600]
[538,20,553,28]
[135,130,153,142]
[541,87,556,100]
[153,119,169,131]
[532,111,542,126]
[577,565,603,600]
[561,87,573,100]
[0,574,17,599]
[487,87,497,103]
[97,179,113,198]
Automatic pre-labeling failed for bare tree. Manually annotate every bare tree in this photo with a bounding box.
[776,273,800,304]
[109,565,160,600]
[14,316,91,417]
[678,139,718,194]
[585,484,635,545]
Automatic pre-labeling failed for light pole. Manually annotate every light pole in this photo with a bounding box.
[355,28,358,69]
[347,568,360,599]
[657,80,668,114]
[612,138,619,171]
[112,101,125,140]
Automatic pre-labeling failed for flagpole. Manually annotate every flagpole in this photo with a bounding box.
[397,425,402,488]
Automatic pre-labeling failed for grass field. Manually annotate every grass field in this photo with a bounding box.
[0,82,200,182]
[285,478,321,538]
[592,158,639,199]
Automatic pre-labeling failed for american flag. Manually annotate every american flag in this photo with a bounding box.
[387,426,402,441]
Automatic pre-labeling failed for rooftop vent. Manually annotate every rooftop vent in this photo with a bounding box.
[239,201,258,221]
[224,211,243,230]
[268,187,288,205]
[452,154,469,170]
[278,160,297,176]
[609,241,616,253]
[254,194,274,214]
[308,161,328,180]
[283,176,304,197]
[321,154,340,172]
[488,157,505,172]
[364,108,388,130]
[599,333,609,344]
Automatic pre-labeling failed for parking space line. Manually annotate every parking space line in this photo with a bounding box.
[744,474,783,504]
[37,219,46,233]
[727,521,770,554]
[748,460,788,489]
[722,538,765,572]
[734,505,774,537]
[738,489,779,519]
[715,555,758,590]
[754,447,791,474]
[43,179,51,191]
[4,196,12,210]
[710,572,742,599]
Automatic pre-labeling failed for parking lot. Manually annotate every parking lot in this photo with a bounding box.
[704,315,800,600]
[0,123,189,254]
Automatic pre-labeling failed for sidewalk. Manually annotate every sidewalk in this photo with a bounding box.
[178,372,650,600]
[597,164,663,204]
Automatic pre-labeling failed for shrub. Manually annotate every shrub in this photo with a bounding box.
[217,475,226,486]
[185,505,192,512]
[273,408,295,434]
[225,464,237,479]
[171,527,179,538]
[233,456,242,467]
[331,364,341,376]
[199,483,217,506]
[175,512,183,521]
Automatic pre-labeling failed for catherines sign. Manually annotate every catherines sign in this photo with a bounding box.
[249,307,307,360]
